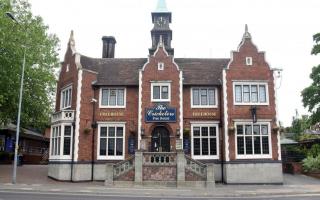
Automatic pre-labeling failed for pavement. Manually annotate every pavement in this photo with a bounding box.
[0,165,320,198]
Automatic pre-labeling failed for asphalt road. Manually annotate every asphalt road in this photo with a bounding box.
[0,191,320,200]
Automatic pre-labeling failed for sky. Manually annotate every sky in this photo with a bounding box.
[28,0,320,127]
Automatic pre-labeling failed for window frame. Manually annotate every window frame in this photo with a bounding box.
[97,122,126,160]
[190,122,219,160]
[235,121,272,159]
[99,87,126,108]
[246,57,253,66]
[49,123,73,160]
[233,82,269,105]
[60,85,72,110]
[151,82,171,102]
[190,87,218,108]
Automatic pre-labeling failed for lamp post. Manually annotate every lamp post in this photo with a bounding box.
[5,12,26,184]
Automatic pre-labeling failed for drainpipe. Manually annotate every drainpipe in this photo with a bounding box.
[91,96,97,181]
[71,121,75,182]
[219,84,225,183]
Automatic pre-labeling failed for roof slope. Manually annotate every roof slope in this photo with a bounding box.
[80,55,229,86]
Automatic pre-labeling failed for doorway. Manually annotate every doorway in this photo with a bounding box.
[151,126,170,152]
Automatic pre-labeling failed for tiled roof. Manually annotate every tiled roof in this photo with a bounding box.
[80,55,229,86]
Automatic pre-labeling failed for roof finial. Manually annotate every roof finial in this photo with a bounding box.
[243,24,251,39]
[155,0,168,12]
[68,30,76,53]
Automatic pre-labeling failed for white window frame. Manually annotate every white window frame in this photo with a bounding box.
[158,62,164,70]
[97,122,126,160]
[60,85,72,110]
[246,57,253,66]
[190,87,218,108]
[99,87,126,108]
[49,123,73,160]
[233,81,269,105]
[151,82,171,102]
[235,121,272,159]
[191,122,219,160]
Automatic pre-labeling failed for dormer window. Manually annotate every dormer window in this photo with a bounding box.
[60,85,72,110]
[246,57,253,66]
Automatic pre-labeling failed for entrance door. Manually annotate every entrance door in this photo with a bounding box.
[151,126,170,152]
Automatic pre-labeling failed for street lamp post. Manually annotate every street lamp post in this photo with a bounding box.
[5,12,26,184]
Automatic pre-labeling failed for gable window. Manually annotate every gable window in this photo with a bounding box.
[191,88,217,108]
[246,57,253,66]
[158,62,164,70]
[151,82,171,102]
[191,123,219,159]
[100,88,126,108]
[98,123,125,160]
[60,86,72,110]
[50,124,73,159]
[235,122,271,159]
[233,82,268,105]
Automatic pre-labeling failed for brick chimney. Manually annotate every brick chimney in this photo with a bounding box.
[102,36,116,58]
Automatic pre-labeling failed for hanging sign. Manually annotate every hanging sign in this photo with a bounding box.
[145,103,176,122]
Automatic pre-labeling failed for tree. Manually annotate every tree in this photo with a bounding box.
[301,33,320,124]
[289,115,311,140]
[0,0,59,130]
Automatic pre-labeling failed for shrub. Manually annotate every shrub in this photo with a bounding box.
[307,144,320,158]
[302,155,320,173]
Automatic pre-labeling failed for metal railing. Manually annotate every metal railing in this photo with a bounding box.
[185,155,207,178]
[51,110,74,123]
[143,152,177,166]
[113,156,135,178]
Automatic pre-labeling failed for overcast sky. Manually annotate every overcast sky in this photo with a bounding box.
[29,0,320,127]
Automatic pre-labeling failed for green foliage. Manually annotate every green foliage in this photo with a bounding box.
[288,115,311,140]
[307,144,320,158]
[0,0,59,130]
[299,133,320,142]
[302,155,320,173]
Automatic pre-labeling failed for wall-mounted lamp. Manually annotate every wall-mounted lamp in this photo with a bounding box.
[250,106,258,123]
[176,128,180,137]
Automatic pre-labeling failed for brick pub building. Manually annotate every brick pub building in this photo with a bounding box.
[49,0,283,186]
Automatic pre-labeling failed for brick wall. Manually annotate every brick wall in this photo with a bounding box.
[143,166,176,181]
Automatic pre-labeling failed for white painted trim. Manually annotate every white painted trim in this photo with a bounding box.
[96,121,126,125]
[232,82,269,105]
[82,68,98,74]
[75,53,82,70]
[99,87,126,108]
[74,69,82,161]
[234,121,272,159]
[190,123,219,160]
[190,121,220,124]
[97,122,126,160]
[49,123,73,160]
[232,119,273,122]
[274,72,281,160]
[151,82,171,102]
[138,70,142,149]
[190,87,218,108]
[222,70,229,161]
[179,71,183,140]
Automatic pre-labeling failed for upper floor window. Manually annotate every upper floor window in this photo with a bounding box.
[191,88,217,108]
[233,82,268,105]
[151,82,171,102]
[158,62,164,70]
[50,124,73,159]
[235,122,271,159]
[100,88,126,108]
[60,86,72,110]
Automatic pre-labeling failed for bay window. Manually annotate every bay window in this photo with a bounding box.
[50,124,73,159]
[60,86,72,110]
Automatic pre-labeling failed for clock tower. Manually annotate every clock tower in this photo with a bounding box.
[149,0,174,55]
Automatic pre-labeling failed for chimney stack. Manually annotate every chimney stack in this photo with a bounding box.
[102,36,116,58]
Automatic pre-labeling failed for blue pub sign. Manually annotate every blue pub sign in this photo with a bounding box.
[145,104,176,122]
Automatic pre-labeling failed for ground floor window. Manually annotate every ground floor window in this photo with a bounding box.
[98,123,125,160]
[50,124,73,159]
[191,123,219,159]
[235,122,271,159]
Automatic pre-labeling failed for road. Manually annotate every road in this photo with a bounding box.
[0,191,320,200]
